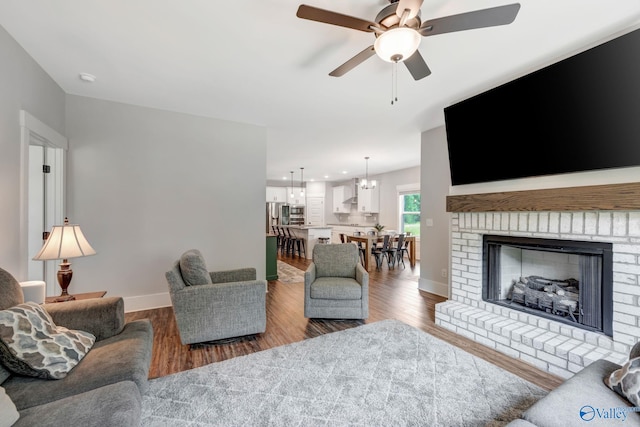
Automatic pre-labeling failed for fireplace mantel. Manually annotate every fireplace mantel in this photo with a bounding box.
[446,182,640,212]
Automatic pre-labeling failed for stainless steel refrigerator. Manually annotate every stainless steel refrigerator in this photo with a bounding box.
[266,202,289,232]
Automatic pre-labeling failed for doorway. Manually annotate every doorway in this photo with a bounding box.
[306,197,324,226]
[20,111,67,296]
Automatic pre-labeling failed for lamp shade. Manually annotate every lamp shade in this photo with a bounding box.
[374,27,421,63]
[33,222,96,261]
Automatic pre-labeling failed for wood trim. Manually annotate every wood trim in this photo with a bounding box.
[446,182,640,212]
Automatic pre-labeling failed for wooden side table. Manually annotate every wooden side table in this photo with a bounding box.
[45,291,107,304]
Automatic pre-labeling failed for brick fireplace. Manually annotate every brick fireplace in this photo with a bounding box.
[437,183,640,379]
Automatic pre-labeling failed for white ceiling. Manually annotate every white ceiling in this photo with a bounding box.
[1,1,639,183]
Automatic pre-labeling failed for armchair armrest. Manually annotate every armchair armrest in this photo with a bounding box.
[209,268,256,284]
[356,263,369,289]
[170,279,266,325]
[304,263,316,290]
[43,297,125,341]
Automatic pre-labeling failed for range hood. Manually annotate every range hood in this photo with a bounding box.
[343,178,359,204]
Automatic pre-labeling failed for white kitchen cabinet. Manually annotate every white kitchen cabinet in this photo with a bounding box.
[332,186,352,213]
[358,187,380,213]
[266,186,287,202]
[287,187,306,206]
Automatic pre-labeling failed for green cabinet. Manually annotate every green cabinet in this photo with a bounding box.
[266,235,278,280]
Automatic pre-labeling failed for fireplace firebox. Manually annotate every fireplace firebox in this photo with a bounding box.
[482,235,613,336]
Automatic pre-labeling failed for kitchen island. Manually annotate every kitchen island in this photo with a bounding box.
[280,225,332,259]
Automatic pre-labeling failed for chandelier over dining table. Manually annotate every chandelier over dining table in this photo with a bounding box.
[360,156,376,190]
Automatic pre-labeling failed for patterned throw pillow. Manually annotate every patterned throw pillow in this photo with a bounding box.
[604,356,640,406]
[0,302,95,380]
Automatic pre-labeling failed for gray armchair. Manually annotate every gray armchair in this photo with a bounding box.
[165,249,267,345]
[304,243,369,319]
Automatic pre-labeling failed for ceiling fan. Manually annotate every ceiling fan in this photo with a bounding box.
[296,0,521,80]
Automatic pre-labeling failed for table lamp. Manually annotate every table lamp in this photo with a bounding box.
[32,217,96,302]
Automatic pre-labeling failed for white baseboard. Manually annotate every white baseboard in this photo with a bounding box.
[418,278,448,298]
[123,281,445,312]
[123,292,171,313]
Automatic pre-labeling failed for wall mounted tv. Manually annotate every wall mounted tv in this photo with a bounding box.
[444,27,640,186]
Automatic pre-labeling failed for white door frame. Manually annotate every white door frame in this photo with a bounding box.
[19,110,67,293]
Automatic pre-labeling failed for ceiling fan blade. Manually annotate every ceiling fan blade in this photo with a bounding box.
[297,5,376,33]
[395,0,424,20]
[329,46,376,77]
[403,50,431,80]
[419,3,521,37]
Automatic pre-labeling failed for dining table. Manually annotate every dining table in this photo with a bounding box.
[346,234,416,272]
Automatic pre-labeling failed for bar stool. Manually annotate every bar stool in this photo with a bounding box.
[278,227,290,255]
[287,228,306,258]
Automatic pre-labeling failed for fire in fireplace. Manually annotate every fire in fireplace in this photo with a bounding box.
[482,235,613,336]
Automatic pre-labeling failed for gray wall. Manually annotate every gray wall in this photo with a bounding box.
[419,126,451,297]
[66,95,267,311]
[376,166,421,230]
[0,25,66,278]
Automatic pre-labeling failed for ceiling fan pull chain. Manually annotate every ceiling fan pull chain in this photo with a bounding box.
[390,63,393,105]
[394,62,398,104]
[391,62,398,105]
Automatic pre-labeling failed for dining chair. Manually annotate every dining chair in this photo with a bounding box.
[352,231,366,266]
[371,234,391,270]
[366,230,381,250]
[384,234,399,269]
[395,233,407,268]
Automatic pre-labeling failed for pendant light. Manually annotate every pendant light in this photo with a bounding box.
[290,171,294,199]
[299,167,305,197]
[360,157,377,190]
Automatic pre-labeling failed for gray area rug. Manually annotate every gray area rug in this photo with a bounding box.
[276,260,305,284]
[141,319,547,426]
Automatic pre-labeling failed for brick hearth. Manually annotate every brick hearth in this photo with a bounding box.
[436,210,640,379]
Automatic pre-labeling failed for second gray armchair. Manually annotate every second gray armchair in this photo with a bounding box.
[304,243,369,319]
[165,249,267,346]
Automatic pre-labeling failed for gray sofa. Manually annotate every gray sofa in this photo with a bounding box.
[304,243,369,319]
[507,341,640,427]
[0,267,153,427]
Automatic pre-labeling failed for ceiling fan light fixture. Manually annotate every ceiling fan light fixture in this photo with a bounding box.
[374,27,421,63]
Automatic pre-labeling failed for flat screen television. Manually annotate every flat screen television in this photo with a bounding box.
[444,27,640,186]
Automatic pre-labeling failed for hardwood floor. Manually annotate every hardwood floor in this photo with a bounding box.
[125,251,564,391]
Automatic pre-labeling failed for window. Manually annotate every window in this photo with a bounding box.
[399,193,420,237]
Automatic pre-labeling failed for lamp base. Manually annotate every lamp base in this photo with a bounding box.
[57,260,74,300]
[51,294,76,302]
